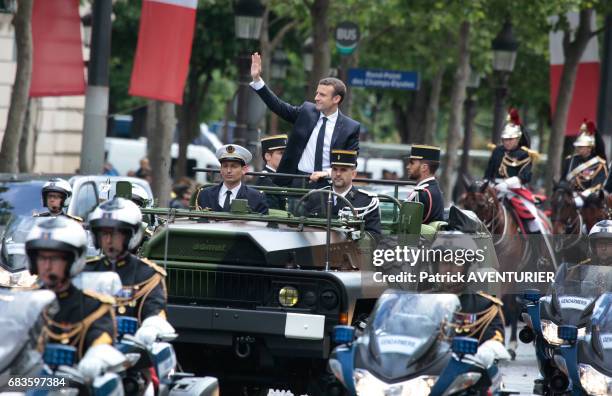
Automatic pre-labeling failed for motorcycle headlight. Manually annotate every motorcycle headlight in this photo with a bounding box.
[442,372,482,396]
[579,364,612,396]
[541,320,586,345]
[353,369,437,396]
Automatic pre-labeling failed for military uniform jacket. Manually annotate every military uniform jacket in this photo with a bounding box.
[485,146,532,184]
[33,211,83,222]
[407,177,444,224]
[306,186,381,235]
[196,183,269,215]
[87,253,167,323]
[457,292,505,344]
[40,285,115,360]
[561,154,608,194]
[254,165,286,210]
[606,164,612,193]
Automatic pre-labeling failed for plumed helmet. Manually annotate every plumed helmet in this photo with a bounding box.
[130,184,150,208]
[573,119,596,147]
[88,197,144,251]
[500,108,523,139]
[25,217,88,277]
[41,178,72,208]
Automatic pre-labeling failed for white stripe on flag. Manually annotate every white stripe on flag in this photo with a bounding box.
[147,0,197,9]
[549,12,599,65]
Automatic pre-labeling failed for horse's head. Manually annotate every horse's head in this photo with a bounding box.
[582,190,608,231]
[459,179,498,226]
[550,180,579,234]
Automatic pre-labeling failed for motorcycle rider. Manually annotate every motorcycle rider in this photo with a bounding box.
[25,216,117,377]
[34,178,82,222]
[87,197,171,345]
[580,219,612,267]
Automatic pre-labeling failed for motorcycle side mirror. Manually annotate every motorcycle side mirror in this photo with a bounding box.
[523,289,541,303]
[117,316,139,338]
[43,344,77,368]
[451,337,478,356]
[557,325,578,343]
[333,325,356,344]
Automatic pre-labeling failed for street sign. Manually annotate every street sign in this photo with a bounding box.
[335,21,359,55]
[348,68,419,90]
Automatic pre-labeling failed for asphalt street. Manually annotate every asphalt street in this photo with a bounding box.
[500,327,539,396]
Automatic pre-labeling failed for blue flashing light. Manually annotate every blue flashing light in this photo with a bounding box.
[117,315,138,337]
[333,325,356,344]
[43,344,76,367]
[523,289,541,303]
[451,337,479,355]
[557,325,578,342]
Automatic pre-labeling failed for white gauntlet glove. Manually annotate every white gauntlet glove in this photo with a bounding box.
[495,181,509,193]
[77,344,124,381]
[135,315,175,346]
[504,176,521,189]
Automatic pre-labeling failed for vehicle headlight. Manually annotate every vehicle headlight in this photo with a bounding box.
[579,364,612,396]
[541,320,586,345]
[279,286,299,307]
[353,369,437,396]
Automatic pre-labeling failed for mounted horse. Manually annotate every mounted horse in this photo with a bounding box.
[459,178,555,359]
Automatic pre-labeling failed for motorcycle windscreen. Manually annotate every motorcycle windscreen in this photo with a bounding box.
[360,292,459,379]
[0,216,46,273]
[0,289,57,372]
[544,265,612,325]
[591,293,612,370]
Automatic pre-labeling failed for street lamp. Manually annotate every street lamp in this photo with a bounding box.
[491,20,519,143]
[453,65,481,201]
[302,37,314,73]
[233,0,264,148]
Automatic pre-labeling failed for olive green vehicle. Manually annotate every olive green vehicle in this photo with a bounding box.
[136,176,454,394]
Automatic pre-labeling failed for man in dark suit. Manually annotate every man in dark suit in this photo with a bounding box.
[196,144,269,214]
[250,52,360,187]
[307,150,381,236]
[255,134,287,210]
[405,145,444,223]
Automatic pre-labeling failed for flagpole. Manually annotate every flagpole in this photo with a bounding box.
[79,0,112,174]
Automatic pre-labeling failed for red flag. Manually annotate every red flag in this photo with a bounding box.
[30,0,85,97]
[129,0,197,105]
[549,12,600,136]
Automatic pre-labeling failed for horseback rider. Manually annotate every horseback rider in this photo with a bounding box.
[25,216,118,379]
[484,108,542,234]
[87,197,172,346]
[34,178,82,222]
[405,145,445,223]
[560,119,608,203]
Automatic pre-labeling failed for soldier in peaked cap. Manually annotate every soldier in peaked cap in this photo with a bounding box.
[196,144,269,214]
[561,119,608,199]
[405,145,445,223]
[307,150,381,236]
[255,134,288,210]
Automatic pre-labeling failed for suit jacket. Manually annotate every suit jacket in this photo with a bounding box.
[196,183,269,215]
[253,85,360,184]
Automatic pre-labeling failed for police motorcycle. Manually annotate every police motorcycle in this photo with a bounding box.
[329,291,515,396]
[546,292,612,396]
[519,264,612,395]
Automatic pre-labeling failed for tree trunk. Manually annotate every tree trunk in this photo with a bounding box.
[149,101,175,207]
[407,82,428,143]
[18,98,37,172]
[392,99,410,144]
[339,50,358,116]
[440,21,470,206]
[307,0,330,97]
[546,9,594,194]
[424,67,444,145]
[0,0,33,172]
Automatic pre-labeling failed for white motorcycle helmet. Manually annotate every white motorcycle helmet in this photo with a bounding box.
[25,217,88,278]
[130,184,150,208]
[41,178,72,208]
[88,197,144,251]
[588,220,612,264]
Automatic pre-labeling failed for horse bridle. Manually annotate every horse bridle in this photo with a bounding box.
[551,190,584,249]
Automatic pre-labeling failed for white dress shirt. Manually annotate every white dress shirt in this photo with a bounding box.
[250,78,337,174]
[219,183,242,208]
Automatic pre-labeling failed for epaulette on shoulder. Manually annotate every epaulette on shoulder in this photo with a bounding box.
[66,214,83,222]
[578,258,591,265]
[357,188,376,197]
[521,146,540,162]
[83,289,115,305]
[140,257,167,276]
[477,291,503,306]
[86,256,102,265]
